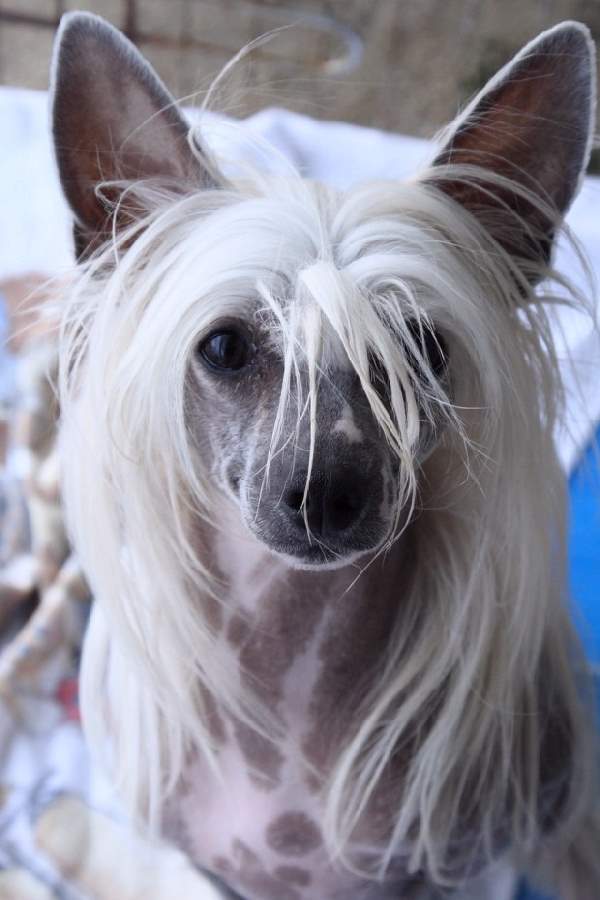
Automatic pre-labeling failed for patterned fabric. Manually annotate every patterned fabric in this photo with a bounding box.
[0,332,224,898]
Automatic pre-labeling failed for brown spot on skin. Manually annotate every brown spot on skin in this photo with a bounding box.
[273,865,312,886]
[266,811,322,857]
[232,720,285,789]
[212,841,302,900]
[227,611,251,647]
[225,570,326,787]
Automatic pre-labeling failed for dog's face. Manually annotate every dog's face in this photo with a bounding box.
[52,14,593,571]
[190,312,391,568]
[186,299,447,568]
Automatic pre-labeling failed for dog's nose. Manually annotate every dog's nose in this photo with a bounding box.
[282,471,365,538]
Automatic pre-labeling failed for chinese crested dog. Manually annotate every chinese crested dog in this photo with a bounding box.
[52,12,600,899]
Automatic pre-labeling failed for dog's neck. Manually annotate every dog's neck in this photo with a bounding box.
[208,500,411,785]
[164,501,424,898]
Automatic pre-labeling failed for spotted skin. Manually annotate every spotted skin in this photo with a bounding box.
[162,507,438,900]
[213,840,303,900]
[265,812,322,857]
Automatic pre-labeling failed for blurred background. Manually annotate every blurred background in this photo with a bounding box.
[1,0,600,161]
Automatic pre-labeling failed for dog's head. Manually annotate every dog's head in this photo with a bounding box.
[52,14,594,572]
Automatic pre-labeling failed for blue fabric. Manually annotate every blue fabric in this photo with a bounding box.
[517,430,600,899]
[515,885,554,900]
[569,433,600,663]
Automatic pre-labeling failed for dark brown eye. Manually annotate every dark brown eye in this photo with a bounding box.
[406,321,448,378]
[198,329,251,372]
[368,351,391,402]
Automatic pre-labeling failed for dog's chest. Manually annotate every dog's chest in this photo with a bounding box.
[166,696,419,900]
[169,734,415,900]
[163,549,418,899]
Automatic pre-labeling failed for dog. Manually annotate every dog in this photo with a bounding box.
[51,12,600,899]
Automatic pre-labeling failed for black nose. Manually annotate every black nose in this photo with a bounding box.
[282,471,366,538]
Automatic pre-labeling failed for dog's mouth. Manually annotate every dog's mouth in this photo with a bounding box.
[267,538,367,569]
[248,522,390,571]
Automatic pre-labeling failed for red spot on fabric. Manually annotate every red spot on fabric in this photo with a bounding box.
[55,676,80,722]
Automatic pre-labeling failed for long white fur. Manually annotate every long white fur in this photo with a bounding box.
[56,141,600,892]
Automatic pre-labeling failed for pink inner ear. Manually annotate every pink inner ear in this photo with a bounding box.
[440,73,578,212]
[429,25,594,272]
[52,13,215,248]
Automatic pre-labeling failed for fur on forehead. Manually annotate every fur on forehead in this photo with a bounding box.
[71,167,518,375]
[66,167,529,471]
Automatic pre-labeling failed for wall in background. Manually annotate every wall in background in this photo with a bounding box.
[2,0,600,144]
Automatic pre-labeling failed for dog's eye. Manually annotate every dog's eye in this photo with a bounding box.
[368,352,391,402]
[198,329,251,372]
[406,321,448,378]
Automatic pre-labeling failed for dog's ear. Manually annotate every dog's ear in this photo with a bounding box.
[430,22,596,273]
[51,12,220,258]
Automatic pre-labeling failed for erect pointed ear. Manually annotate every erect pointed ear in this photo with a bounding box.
[429,22,596,275]
[51,12,221,258]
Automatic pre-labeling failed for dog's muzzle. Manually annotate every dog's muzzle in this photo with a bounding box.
[246,463,390,567]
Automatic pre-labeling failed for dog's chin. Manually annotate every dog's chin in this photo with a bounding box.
[257,536,385,572]
[239,506,392,571]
